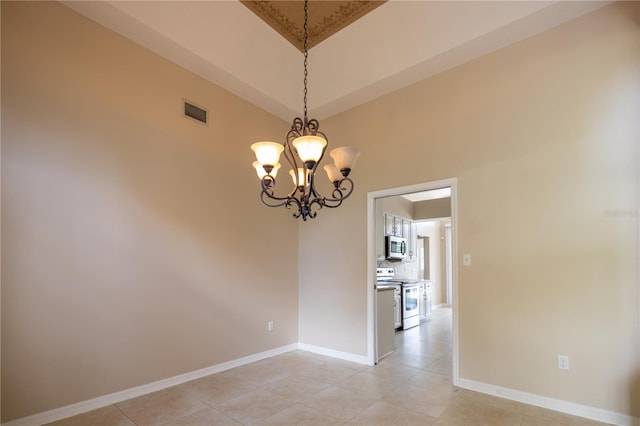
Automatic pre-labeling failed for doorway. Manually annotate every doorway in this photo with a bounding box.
[417,236,429,280]
[367,178,459,384]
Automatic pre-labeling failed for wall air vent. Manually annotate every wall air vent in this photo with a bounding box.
[183,100,208,125]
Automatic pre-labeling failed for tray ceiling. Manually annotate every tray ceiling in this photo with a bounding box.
[240,1,386,52]
[63,1,609,121]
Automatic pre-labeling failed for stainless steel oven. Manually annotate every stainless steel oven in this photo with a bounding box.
[402,284,420,330]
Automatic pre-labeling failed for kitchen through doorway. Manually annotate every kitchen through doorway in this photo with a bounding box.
[367,178,459,384]
[415,219,452,309]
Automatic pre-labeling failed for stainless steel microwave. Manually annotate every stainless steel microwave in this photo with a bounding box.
[385,235,406,260]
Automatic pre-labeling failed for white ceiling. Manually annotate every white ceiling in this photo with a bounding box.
[402,187,451,202]
[63,1,609,122]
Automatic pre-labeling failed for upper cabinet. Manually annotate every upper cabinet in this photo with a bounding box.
[402,220,411,240]
[384,213,418,262]
[385,214,404,237]
[406,222,418,262]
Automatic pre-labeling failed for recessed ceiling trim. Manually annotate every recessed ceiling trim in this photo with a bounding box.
[240,0,386,52]
[63,0,611,122]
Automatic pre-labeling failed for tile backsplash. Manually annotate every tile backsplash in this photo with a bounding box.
[378,259,418,279]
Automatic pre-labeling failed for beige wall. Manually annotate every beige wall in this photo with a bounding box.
[2,0,639,422]
[381,195,413,219]
[1,2,298,422]
[414,197,451,220]
[300,2,639,417]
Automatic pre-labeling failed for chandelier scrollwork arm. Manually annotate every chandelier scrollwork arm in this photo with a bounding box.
[323,177,354,208]
[258,177,288,208]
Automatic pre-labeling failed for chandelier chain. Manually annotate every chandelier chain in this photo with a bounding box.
[303,0,308,122]
[251,0,359,221]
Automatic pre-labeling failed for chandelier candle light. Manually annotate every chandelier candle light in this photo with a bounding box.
[250,0,360,221]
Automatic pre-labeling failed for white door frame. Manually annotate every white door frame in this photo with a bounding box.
[445,223,453,306]
[366,177,460,385]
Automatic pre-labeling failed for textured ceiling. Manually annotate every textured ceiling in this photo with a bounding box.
[240,1,386,51]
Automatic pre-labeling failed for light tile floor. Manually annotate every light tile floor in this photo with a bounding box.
[48,307,607,425]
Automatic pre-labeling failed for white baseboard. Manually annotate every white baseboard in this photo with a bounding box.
[2,343,299,426]
[8,346,635,426]
[458,377,639,426]
[297,342,372,366]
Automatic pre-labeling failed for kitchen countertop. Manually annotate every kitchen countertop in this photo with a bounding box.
[376,281,401,288]
[376,278,432,289]
[376,286,396,291]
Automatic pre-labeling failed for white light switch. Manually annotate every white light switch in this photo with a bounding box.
[463,254,472,266]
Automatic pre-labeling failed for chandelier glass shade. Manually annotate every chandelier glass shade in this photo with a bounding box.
[249,0,360,221]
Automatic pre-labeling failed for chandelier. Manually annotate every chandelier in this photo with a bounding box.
[250,0,360,221]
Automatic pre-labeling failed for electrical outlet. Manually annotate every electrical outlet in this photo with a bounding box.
[268,321,274,332]
[558,354,569,371]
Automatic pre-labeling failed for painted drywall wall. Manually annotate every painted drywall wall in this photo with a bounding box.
[381,196,413,220]
[1,2,298,421]
[414,197,451,220]
[299,1,639,417]
[2,0,639,422]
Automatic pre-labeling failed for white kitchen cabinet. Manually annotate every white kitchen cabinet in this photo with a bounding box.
[418,282,425,321]
[402,220,411,239]
[377,288,395,361]
[385,214,401,236]
[419,281,432,322]
[406,222,418,262]
[385,214,412,239]
[393,287,402,329]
